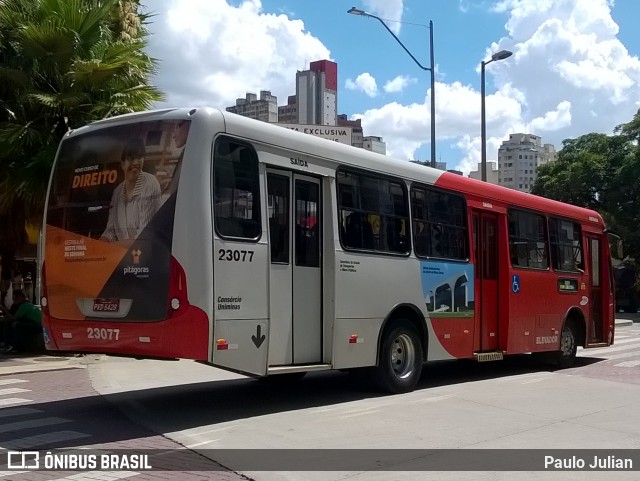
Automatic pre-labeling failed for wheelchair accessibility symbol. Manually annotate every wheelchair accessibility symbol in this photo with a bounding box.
[512,275,521,293]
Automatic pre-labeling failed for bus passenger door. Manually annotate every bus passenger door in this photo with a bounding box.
[588,236,604,343]
[267,170,322,366]
[473,212,499,351]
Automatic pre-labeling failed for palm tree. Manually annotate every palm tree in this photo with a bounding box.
[0,0,164,281]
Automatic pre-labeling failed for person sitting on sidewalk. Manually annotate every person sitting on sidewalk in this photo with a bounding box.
[0,290,42,354]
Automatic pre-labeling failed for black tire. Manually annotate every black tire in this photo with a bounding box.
[556,321,577,369]
[372,320,423,394]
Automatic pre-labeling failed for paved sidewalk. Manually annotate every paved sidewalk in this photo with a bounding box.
[0,359,248,480]
[615,317,634,327]
[0,352,84,376]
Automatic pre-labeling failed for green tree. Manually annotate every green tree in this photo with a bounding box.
[0,0,163,279]
[532,109,640,260]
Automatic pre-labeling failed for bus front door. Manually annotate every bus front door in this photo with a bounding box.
[473,211,500,351]
[267,170,322,366]
[588,236,605,343]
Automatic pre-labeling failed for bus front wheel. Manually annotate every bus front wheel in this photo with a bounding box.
[556,321,577,369]
[373,320,423,394]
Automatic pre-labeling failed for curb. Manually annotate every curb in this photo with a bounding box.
[0,355,84,376]
[615,319,634,327]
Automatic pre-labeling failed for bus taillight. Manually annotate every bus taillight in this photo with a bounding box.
[168,256,189,316]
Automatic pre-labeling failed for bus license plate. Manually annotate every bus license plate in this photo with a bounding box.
[93,298,120,312]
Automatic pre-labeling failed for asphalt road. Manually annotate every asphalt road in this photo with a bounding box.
[1,319,639,481]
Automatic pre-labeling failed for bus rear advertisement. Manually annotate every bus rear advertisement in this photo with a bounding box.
[40,108,615,393]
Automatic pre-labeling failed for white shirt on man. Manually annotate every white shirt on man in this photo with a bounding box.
[101,172,161,242]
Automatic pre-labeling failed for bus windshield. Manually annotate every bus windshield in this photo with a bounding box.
[44,119,190,322]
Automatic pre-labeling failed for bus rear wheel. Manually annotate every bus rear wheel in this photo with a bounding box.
[556,321,577,369]
[373,320,423,394]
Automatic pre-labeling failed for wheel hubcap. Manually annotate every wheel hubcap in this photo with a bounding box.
[561,327,574,356]
[390,333,416,379]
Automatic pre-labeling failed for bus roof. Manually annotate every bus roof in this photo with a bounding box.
[62,107,605,228]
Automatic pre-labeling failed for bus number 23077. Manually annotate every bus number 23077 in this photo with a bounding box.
[218,249,254,262]
[87,327,120,341]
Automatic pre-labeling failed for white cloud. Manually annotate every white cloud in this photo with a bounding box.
[345,73,379,97]
[355,0,640,174]
[384,75,418,93]
[530,101,572,131]
[143,0,640,177]
[363,0,404,34]
[355,81,521,164]
[144,0,330,108]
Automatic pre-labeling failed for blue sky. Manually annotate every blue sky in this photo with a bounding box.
[143,0,640,174]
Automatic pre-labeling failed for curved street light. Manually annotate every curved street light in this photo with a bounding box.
[348,7,436,168]
[481,49,513,182]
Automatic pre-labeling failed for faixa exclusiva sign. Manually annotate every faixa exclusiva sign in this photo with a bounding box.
[276,123,352,145]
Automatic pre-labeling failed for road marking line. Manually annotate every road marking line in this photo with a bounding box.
[0,417,71,434]
[0,398,32,407]
[171,425,237,437]
[409,395,452,404]
[0,379,29,386]
[0,388,31,396]
[339,409,380,418]
[613,360,640,368]
[0,471,27,477]
[186,438,221,449]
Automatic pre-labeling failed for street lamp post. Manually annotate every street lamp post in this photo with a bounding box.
[480,49,512,182]
[348,7,436,168]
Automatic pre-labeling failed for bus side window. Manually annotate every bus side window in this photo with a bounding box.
[414,221,429,256]
[431,224,444,257]
[213,139,261,240]
[345,212,374,249]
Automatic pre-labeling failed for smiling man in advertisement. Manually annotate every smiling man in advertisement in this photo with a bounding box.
[45,120,190,322]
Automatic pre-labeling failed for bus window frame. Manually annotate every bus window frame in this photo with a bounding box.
[548,216,585,274]
[336,166,411,257]
[409,182,470,263]
[212,136,262,243]
[507,207,551,271]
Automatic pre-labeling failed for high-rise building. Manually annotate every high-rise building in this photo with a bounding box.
[412,160,448,171]
[363,136,386,155]
[296,60,337,126]
[229,60,384,151]
[497,133,556,193]
[337,114,363,148]
[277,95,298,124]
[468,161,499,183]
[226,90,278,122]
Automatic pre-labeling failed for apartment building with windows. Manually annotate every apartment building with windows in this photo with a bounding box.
[498,133,556,193]
[226,90,278,123]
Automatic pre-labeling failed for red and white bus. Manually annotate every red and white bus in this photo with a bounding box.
[41,108,615,393]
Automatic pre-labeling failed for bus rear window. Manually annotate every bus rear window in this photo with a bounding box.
[44,119,190,322]
[213,139,261,240]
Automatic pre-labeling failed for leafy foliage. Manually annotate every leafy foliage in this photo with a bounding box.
[0,0,163,267]
[532,109,640,261]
